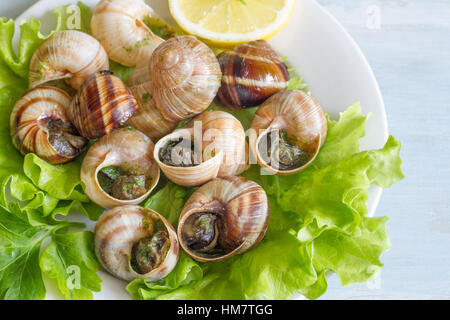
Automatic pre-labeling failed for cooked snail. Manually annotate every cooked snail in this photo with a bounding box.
[68,71,139,140]
[178,176,269,262]
[216,40,290,109]
[91,0,165,66]
[154,110,248,187]
[81,127,160,209]
[29,30,109,90]
[10,86,87,164]
[127,36,222,140]
[249,90,327,175]
[95,205,178,281]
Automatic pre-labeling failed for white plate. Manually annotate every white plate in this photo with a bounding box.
[15,0,388,300]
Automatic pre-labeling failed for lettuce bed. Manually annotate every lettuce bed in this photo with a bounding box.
[0,2,403,300]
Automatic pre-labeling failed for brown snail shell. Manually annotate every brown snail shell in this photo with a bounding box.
[81,127,160,209]
[29,30,109,90]
[127,36,222,140]
[216,40,290,109]
[91,0,165,67]
[10,86,88,164]
[249,90,327,175]
[68,71,139,140]
[95,205,179,281]
[153,110,248,187]
[178,176,269,262]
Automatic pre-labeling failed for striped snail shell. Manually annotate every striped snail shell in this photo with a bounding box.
[216,40,290,109]
[249,90,327,175]
[91,0,164,66]
[81,127,160,209]
[153,110,248,187]
[10,86,88,164]
[127,36,222,140]
[68,71,139,140]
[126,81,178,142]
[29,30,109,90]
[95,205,179,281]
[178,176,269,262]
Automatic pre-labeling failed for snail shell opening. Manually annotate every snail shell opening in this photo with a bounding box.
[177,176,269,262]
[9,86,88,164]
[153,127,224,187]
[94,205,179,281]
[250,90,327,175]
[81,127,160,209]
[153,110,248,187]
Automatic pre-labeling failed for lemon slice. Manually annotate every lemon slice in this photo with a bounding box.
[168,0,297,47]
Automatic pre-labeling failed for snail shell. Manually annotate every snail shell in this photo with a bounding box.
[153,110,248,187]
[91,0,164,66]
[29,30,109,90]
[68,71,139,140]
[95,205,178,281]
[249,90,327,175]
[10,86,87,164]
[127,36,222,140]
[178,176,269,262]
[81,127,160,209]
[126,81,178,142]
[216,40,290,109]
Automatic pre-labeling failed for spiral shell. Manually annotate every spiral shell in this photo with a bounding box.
[68,71,139,140]
[91,0,164,66]
[250,90,327,175]
[126,81,178,141]
[10,86,87,164]
[95,205,178,281]
[153,110,248,187]
[127,36,222,140]
[216,40,290,109]
[29,30,109,90]
[81,127,160,209]
[178,176,269,262]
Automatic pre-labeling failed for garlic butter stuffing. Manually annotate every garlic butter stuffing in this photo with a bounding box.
[1,0,404,300]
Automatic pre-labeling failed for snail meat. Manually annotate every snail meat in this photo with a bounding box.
[154,111,248,187]
[68,71,139,140]
[95,205,178,281]
[250,90,327,175]
[178,176,269,262]
[158,137,199,168]
[259,129,313,171]
[216,40,290,109]
[81,127,160,209]
[97,165,149,201]
[29,30,109,90]
[10,86,87,164]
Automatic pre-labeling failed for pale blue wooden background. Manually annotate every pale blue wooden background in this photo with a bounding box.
[1,0,449,299]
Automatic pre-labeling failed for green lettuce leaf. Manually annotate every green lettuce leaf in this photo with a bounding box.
[143,181,190,225]
[0,3,103,300]
[0,204,78,300]
[127,251,202,300]
[40,231,102,300]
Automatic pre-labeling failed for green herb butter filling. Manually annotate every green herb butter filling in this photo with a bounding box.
[258,129,313,170]
[97,165,151,200]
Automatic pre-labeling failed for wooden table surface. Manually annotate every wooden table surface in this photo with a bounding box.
[1,0,449,300]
